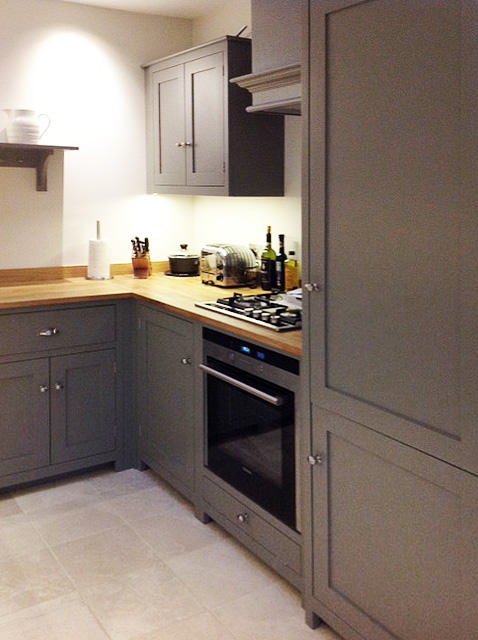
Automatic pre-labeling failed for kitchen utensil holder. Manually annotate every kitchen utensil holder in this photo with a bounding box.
[132,253,152,279]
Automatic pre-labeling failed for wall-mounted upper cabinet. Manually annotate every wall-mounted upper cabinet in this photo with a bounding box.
[143,36,284,196]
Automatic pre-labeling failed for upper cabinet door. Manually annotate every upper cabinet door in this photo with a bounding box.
[185,52,225,187]
[151,64,186,186]
[307,0,478,473]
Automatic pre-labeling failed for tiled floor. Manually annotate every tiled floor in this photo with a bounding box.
[0,468,342,640]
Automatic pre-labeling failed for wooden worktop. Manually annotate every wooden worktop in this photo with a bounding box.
[0,273,302,357]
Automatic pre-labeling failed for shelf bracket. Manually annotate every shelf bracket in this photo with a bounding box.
[0,143,78,192]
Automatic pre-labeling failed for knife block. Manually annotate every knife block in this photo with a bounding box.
[132,253,152,279]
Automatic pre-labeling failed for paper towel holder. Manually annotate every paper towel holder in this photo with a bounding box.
[86,220,113,280]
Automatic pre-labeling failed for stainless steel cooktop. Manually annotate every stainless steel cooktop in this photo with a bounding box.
[195,292,302,332]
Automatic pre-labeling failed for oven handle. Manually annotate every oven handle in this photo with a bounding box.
[199,363,284,407]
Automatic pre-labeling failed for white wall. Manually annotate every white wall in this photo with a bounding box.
[191,0,302,262]
[0,0,194,268]
[191,116,302,258]
[0,0,301,270]
[192,0,251,43]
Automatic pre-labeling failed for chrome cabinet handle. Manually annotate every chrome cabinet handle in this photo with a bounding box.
[175,142,185,148]
[38,328,60,337]
[303,283,321,293]
[237,513,249,524]
[40,385,49,393]
[184,141,192,147]
[199,364,284,407]
[180,357,192,365]
[307,454,324,466]
[54,382,64,391]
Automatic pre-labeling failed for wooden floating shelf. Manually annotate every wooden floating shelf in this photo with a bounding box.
[0,143,79,191]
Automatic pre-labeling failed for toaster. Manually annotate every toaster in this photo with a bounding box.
[200,244,258,287]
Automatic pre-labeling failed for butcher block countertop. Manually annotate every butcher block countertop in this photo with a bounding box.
[0,273,302,357]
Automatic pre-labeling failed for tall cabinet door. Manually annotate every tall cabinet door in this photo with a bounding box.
[307,0,478,473]
[185,52,225,187]
[50,350,116,464]
[0,359,49,476]
[136,306,195,495]
[151,64,186,186]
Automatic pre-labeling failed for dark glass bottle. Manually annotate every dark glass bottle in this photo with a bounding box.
[276,234,286,291]
[260,226,276,290]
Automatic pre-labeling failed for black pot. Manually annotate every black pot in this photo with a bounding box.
[168,253,199,275]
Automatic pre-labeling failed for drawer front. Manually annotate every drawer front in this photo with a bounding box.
[203,476,301,575]
[0,305,116,356]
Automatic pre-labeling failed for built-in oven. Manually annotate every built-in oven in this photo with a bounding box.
[200,328,300,531]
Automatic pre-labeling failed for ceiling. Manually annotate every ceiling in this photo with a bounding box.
[57,0,228,18]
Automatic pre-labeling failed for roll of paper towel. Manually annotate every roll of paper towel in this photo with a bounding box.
[87,238,111,280]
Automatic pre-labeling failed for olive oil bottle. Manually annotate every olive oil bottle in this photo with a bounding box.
[285,250,300,290]
[260,226,276,290]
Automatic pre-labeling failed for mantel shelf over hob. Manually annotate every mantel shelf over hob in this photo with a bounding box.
[0,142,79,191]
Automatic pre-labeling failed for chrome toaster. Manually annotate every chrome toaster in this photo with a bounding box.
[200,244,257,287]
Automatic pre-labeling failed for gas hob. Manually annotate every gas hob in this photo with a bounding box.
[195,292,302,332]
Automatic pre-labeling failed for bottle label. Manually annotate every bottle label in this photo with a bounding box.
[260,258,276,290]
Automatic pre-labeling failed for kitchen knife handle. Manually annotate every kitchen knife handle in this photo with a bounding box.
[38,328,60,337]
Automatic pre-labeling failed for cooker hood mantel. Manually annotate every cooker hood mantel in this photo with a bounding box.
[229,0,303,116]
[230,63,301,115]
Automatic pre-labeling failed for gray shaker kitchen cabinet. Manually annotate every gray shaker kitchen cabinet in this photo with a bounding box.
[144,36,284,196]
[0,303,124,489]
[0,359,50,476]
[302,0,478,638]
[308,409,478,640]
[136,304,195,498]
[50,350,116,464]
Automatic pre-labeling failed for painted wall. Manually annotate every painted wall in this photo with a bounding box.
[0,0,193,268]
[191,0,302,262]
[192,0,251,43]
[0,0,301,270]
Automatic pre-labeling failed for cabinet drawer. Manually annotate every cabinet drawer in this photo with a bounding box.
[203,476,301,575]
[0,305,116,356]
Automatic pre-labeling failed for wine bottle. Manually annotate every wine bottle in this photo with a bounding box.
[276,234,287,291]
[260,226,276,290]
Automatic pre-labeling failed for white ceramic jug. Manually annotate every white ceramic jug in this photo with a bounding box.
[2,109,50,144]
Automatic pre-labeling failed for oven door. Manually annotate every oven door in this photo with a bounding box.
[200,357,296,530]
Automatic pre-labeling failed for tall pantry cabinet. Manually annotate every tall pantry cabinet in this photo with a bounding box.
[302,1,478,639]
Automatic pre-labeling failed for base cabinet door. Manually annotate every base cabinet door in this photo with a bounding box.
[310,407,478,640]
[0,359,50,476]
[137,306,195,494]
[50,350,116,464]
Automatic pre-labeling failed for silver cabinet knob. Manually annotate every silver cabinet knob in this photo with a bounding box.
[184,141,192,147]
[175,142,185,148]
[303,283,321,293]
[237,513,249,524]
[54,382,64,391]
[180,357,192,365]
[40,385,49,393]
[307,454,324,466]
[38,328,60,337]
